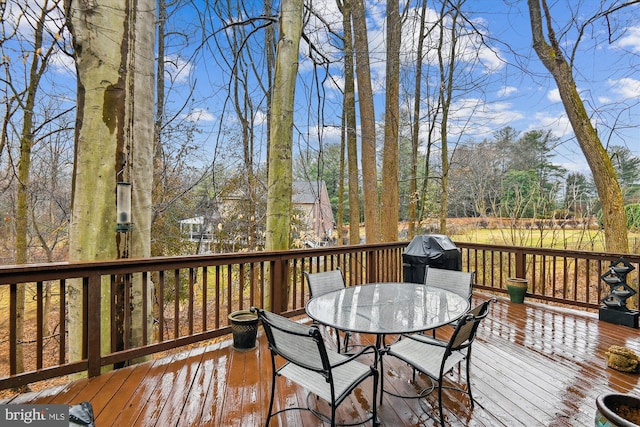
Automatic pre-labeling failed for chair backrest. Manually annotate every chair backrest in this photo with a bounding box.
[253,307,330,373]
[424,267,475,302]
[304,268,346,298]
[447,298,495,354]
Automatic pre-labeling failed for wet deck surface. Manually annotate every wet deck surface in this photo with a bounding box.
[2,293,639,426]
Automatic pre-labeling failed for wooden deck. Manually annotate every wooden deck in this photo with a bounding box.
[2,293,639,426]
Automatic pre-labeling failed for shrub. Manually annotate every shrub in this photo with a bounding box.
[597,204,640,230]
[627,204,640,230]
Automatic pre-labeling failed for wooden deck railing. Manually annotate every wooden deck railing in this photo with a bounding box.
[457,242,640,310]
[0,241,638,391]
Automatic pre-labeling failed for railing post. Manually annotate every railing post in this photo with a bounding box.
[87,274,101,377]
[514,248,526,279]
[366,249,378,283]
[270,257,289,314]
[9,283,16,376]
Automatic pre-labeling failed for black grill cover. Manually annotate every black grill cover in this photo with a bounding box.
[402,234,461,283]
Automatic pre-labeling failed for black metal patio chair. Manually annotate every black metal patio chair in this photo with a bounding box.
[380,298,496,426]
[253,307,379,426]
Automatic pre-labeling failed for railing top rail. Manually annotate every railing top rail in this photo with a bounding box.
[454,241,640,262]
[2,240,638,282]
[0,242,409,283]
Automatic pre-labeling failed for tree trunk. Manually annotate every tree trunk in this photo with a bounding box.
[66,0,155,364]
[339,0,361,245]
[381,0,400,242]
[337,116,346,245]
[265,0,276,167]
[127,0,155,358]
[352,0,380,243]
[436,1,461,235]
[409,0,429,239]
[527,0,629,253]
[265,0,303,310]
[14,0,53,376]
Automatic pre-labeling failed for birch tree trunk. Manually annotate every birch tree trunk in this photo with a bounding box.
[265,0,303,310]
[65,0,155,364]
[527,0,629,253]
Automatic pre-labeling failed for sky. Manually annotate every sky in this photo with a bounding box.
[164,0,640,181]
[291,0,640,176]
[6,0,638,180]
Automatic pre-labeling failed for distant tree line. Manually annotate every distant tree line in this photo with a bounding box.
[298,125,640,228]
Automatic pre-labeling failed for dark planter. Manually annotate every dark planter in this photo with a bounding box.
[506,277,528,304]
[229,310,259,351]
[596,393,640,426]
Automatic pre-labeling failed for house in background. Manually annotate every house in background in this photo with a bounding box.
[292,181,335,246]
[178,203,223,254]
[179,180,335,252]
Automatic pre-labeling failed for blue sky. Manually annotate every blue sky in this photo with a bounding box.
[24,0,636,179]
[290,0,640,176]
[170,1,639,180]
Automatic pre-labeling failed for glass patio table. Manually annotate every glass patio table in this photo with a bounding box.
[305,282,470,346]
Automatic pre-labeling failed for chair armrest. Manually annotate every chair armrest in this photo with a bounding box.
[330,344,379,368]
[402,333,448,348]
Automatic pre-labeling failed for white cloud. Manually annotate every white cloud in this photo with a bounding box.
[498,86,518,97]
[254,111,268,126]
[547,88,562,103]
[477,44,504,73]
[183,108,215,123]
[309,124,343,144]
[613,26,640,53]
[326,75,344,93]
[166,55,193,84]
[531,111,573,138]
[557,158,590,174]
[49,50,76,76]
[606,77,640,99]
[421,97,525,141]
[298,2,344,74]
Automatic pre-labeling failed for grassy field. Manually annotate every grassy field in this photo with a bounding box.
[445,222,640,253]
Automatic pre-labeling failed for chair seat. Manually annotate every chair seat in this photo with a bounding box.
[387,335,465,379]
[280,349,373,403]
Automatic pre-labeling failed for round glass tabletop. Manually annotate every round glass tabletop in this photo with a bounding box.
[305,282,470,335]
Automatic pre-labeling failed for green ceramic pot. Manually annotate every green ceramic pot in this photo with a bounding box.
[507,278,528,304]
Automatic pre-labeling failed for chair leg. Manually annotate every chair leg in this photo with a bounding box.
[466,355,474,407]
[331,400,337,427]
[266,374,277,427]
[438,379,445,426]
[343,331,351,351]
[372,368,380,426]
[379,353,385,405]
